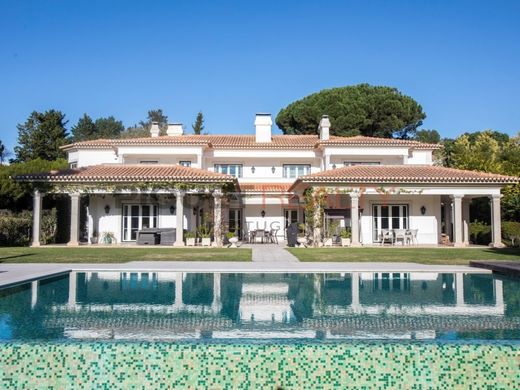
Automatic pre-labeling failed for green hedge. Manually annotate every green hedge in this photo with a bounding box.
[0,209,57,246]
[470,220,520,247]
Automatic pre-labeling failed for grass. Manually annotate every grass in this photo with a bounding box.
[287,247,520,264]
[0,247,252,263]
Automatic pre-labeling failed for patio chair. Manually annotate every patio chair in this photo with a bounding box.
[380,229,394,246]
[269,229,279,244]
[405,229,418,245]
[255,229,265,244]
[394,229,407,246]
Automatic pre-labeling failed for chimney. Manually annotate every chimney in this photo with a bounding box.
[166,123,184,137]
[255,113,272,143]
[319,115,330,141]
[150,122,160,137]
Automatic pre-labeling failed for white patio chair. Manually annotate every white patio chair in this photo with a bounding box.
[380,229,394,246]
[394,229,407,246]
[406,229,418,245]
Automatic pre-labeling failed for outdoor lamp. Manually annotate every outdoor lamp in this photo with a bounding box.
[251,166,256,173]
[332,164,336,169]
[271,166,275,174]
[170,206,176,215]
[420,206,426,215]
[104,205,110,214]
[261,210,266,218]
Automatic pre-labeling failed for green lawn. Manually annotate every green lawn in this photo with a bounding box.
[287,247,520,264]
[0,247,251,263]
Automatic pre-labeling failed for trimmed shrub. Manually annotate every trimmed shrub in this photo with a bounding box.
[0,211,32,246]
[502,221,520,247]
[469,220,491,245]
[0,208,57,246]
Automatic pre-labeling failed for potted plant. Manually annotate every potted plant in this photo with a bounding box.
[90,230,98,245]
[101,231,116,245]
[296,223,308,247]
[339,227,351,247]
[226,231,239,248]
[185,231,196,246]
[197,224,213,247]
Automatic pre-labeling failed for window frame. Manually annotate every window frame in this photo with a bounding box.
[282,164,311,178]
[214,163,243,178]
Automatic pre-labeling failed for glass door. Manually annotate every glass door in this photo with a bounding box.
[372,205,408,242]
[122,204,158,241]
[228,209,242,239]
[284,209,299,238]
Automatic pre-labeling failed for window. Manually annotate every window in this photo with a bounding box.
[344,161,380,166]
[179,161,192,167]
[214,164,243,177]
[139,160,158,164]
[283,164,311,178]
[122,204,159,241]
[69,162,78,169]
[372,204,408,242]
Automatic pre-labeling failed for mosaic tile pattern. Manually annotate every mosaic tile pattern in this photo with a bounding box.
[0,342,519,389]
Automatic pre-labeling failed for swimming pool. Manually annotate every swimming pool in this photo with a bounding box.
[0,271,519,342]
[0,271,519,388]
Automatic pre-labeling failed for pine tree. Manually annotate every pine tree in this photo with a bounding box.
[94,116,124,138]
[14,110,68,162]
[192,111,205,135]
[71,114,98,142]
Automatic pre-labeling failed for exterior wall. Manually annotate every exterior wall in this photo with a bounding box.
[72,149,119,167]
[407,150,433,165]
[243,201,286,238]
[359,195,441,245]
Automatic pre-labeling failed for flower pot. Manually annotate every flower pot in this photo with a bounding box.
[201,237,212,247]
[323,238,333,247]
[186,237,196,246]
[296,237,308,248]
[90,237,98,245]
[341,238,351,247]
[228,236,239,248]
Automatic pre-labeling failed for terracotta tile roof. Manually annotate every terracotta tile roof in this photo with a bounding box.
[295,165,519,185]
[238,183,293,193]
[62,134,440,150]
[16,164,235,183]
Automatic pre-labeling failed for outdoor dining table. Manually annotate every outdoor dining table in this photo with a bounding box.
[379,229,418,245]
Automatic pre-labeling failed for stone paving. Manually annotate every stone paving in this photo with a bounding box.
[250,243,299,263]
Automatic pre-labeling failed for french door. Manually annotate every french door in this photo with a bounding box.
[228,209,243,239]
[122,204,159,241]
[284,209,299,238]
[372,205,408,242]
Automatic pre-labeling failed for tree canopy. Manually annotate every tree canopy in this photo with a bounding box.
[276,84,426,139]
[192,111,205,135]
[414,129,441,144]
[121,109,168,138]
[0,140,10,164]
[14,110,68,162]
[71,114,97,142]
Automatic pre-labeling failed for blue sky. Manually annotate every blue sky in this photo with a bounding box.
[1,0,519,152]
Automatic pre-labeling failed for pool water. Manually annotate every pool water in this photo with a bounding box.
[1,271,519,342]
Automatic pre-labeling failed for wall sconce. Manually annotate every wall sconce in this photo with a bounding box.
[251,166,256,174]
[261,210,266,218]
[104,205,110,214]
[332,164,336,169]
[170,206,176,215]
[271,166,275,174]
[420,206,426,215]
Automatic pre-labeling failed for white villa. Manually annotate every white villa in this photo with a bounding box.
[19,114,517,248]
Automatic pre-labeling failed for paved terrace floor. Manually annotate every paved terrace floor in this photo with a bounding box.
[0,261,490,288]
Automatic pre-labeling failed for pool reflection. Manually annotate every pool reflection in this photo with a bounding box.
[0,271,518,342]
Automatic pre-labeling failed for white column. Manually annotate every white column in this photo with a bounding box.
[443,197,452,241]
[68,271,77,308]
[212,272,221,313]
[455,273,464,307]
[490,194,504,248]
[87,201,94,245]
[174,190,185,246]
[324,154,331,170]
[494,279,504,311]
[31,281,38,309]
[350,193,360,246]
[213,190,223,247]
[174,272,183,308]
[32,190,43,247]
[68,193,81,246]
[351,272,360,312]
[452,195,464,247]
[462,198,470,245]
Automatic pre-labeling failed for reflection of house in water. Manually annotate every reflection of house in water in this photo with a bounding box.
[12,271,516,341]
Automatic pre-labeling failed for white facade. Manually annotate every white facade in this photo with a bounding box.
[26,113,512,247]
